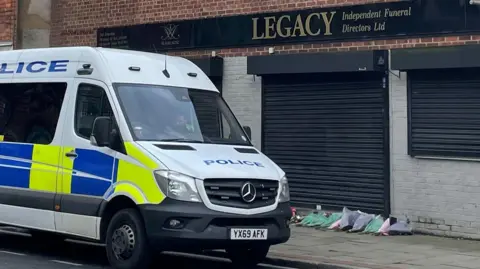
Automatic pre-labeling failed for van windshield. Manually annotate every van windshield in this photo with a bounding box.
[114,83,251,146]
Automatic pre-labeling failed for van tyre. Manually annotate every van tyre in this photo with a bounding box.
[227,245,270,268]
[106,208,152,269]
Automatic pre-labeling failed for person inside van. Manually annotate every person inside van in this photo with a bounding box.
[171,112,195,134]
[163,111,190,139]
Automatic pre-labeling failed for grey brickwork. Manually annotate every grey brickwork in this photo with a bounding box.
[390,71,480,239]
[222,57,262,149]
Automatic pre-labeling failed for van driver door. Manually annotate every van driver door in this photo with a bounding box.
[56,79,118,240]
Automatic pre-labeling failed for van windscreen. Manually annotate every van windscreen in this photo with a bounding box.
[114,83,251,146]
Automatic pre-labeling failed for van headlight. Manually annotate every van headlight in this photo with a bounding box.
[278,175,290,202]
[154,170,202,203]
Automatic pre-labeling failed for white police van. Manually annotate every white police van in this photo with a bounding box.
[0,47,291,268]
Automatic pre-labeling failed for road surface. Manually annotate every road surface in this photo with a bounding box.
[0,229,300,269]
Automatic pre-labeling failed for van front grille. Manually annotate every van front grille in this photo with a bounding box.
[203,178,278,209]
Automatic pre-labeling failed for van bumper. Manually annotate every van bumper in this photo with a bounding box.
[138,198,292,251]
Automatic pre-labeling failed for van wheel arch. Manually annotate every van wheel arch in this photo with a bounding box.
[99,195,138,243]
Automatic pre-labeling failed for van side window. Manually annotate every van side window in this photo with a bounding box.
[0,82,67,145]
[74,84,114,139]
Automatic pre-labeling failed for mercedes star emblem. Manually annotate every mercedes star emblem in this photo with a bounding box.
[241,182,256,203]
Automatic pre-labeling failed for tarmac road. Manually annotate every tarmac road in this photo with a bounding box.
[0,229,300,269]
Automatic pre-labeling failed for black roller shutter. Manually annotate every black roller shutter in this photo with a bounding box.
[409,68,480,158]
[262,73,389,215]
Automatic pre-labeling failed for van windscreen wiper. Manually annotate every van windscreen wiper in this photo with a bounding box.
[160,138,205,143]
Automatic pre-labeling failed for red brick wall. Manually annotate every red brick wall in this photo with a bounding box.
[51,0,480,58]
[0,0,15,43]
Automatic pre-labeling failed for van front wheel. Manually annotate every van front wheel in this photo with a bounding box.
[105,208,152,269]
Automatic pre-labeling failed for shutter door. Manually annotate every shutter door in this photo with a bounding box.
[262,73,388,214]
[409,68,480,158]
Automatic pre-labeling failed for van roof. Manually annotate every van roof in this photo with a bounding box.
[0,46,219,92]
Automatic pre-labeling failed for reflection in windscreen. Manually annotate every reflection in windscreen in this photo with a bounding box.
[114,84,250,145]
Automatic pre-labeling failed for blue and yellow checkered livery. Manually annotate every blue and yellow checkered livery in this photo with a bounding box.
[0,141,165,205]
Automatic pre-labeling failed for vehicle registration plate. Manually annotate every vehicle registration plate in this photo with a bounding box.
[230,228,268,240]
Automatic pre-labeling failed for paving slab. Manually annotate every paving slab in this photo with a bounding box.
[266,226,480,269]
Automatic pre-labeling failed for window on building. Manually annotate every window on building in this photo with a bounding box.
[408,68,480,158]
[74,83,115,139]
[0,82,67,145]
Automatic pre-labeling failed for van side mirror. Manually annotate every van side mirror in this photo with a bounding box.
[243,125,252,140]
[90,116,112,147]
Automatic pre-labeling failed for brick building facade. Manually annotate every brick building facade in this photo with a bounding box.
[0,0,15,50]
[48,0,480,238]
[50,0,480,54]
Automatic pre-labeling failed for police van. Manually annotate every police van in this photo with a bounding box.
[0,47,291,268]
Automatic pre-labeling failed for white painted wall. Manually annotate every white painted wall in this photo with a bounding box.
[390,71,480,239]
[222,57,262,149]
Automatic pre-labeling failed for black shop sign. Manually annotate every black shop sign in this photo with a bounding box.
[97,0,480,51]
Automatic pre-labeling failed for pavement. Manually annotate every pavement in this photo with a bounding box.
[265,226,480,269]
[2,225,480,269]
